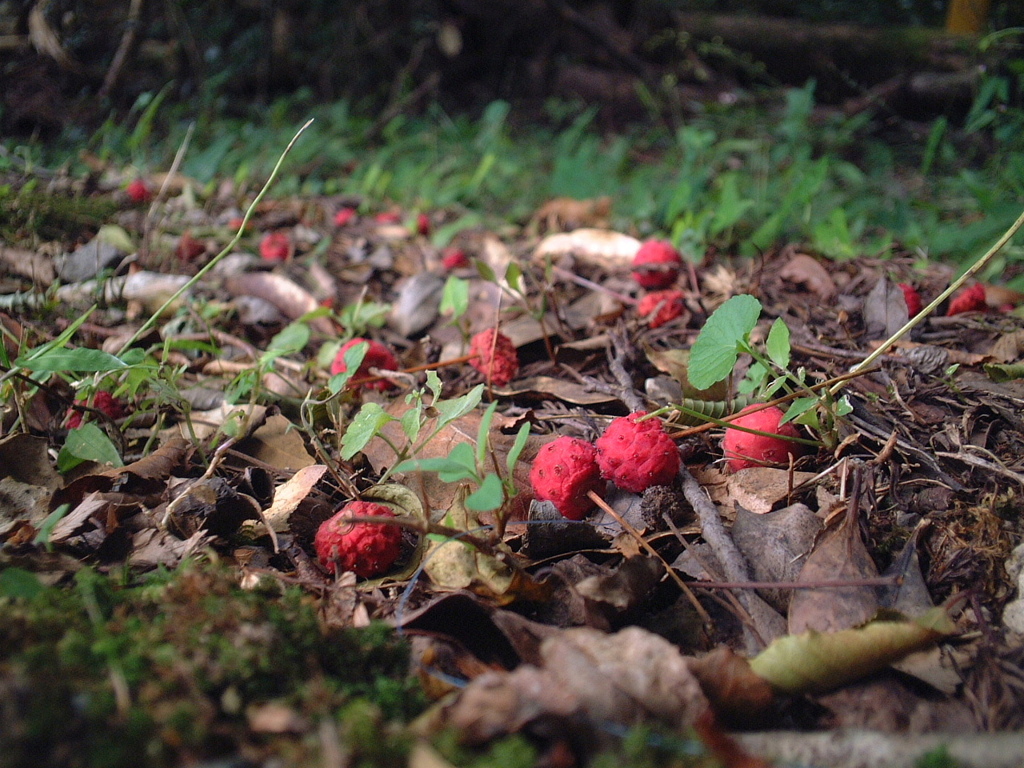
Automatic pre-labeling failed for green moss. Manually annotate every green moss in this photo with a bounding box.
[0,561,426,768]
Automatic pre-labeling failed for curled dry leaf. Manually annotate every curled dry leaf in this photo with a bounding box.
[225,272,334,334]
[778,251,837,301]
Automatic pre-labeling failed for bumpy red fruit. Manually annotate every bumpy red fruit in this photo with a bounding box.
[259,231,291,261]
[416,212,431,236]
[595,412,680,493]
[722,404,805,473]
[637,289,686,328]
[126,178,152,204]
[631,240,683,290]
[946,283,987,316]
[334,207,357,227]
[530,436,605,520]
[441,248,469,270]
[898,283,922,318]
[314,501,402,578]
[67,391,125,429]
[469,329,519,386]
[330,338,399,390]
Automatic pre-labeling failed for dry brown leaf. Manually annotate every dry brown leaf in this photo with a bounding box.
[263,464,328,532]
[726,469,818,515]
[788,495,879,635]
[686,647,776,727]
[496,375,617,405]
[225,272,335,334]
[778,251,837,300]
[233,413,317,472]
[533,228,641,269]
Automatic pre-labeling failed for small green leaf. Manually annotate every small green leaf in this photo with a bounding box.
[766,317,791,368]
[59,424,123,470]
[476,402,498,467]
[394,446,478,484]
[433,384,484,427]
[782,397,818,425]
[96,224,135,253]
[688,295,762,390]
[426,370,443,403]
[440,275,469,319]
[340,402,395,460]
[505,261,525,294]
[400,407,422,443]
[265,321,310,359]
[33,504,70,550]
[328,341,369,394]
[476,260,497,283]
[20,348,129,373]
[465,473,505,511]
[506,422,531,477]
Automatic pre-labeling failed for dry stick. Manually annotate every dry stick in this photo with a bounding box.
[115,118,315,358]
[829,203,1024,398]
[677,462,787,654]
[586,490,713,629]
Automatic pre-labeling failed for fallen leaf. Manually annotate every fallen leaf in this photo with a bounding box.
[778,251,837,300]
[263,464,328,532]
[533,228,641,268]
[751,605,957,694]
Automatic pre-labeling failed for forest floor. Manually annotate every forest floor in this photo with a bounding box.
[1,122,1024,768]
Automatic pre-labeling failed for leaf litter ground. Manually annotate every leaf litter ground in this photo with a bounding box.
[1,172,1024,767]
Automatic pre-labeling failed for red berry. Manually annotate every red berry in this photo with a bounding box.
[442,248,469,270]
[375,211,402,225]
[314,501,402,578]
[334,207,357,227]
[66,391,124,429]
[530,436,605,520]
[631,240,683,290]
[330,338,399,390]
[416,212,431,236]
[898,283,922,318]
[722,405,805,473]
[259,231,291,262]
[126,178,152,204]
[637,290,686,328]
[176,230,206,262]
[468,329,519,386]
[595,412,680,493]
[946,283,987,316]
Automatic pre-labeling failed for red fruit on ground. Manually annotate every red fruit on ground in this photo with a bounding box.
[416,213,431,236]
[176,230,206,262]
[314,500,402,578]
[595,412,680,493]
[333,207,357,227]
[375,211,402,225]
[468,329,519,386]
[898,283,923,318]
[67,391,125,429]
[637,289,686,328]
[722,404,805,473]
[330,338,399,390]
[126,178,152,204]
[259,231,291,262]
[441,248,469,270]
[530,436,605,520]
[946,283,987,316]
[631,240,683,290]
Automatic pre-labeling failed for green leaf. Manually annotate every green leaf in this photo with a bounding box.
[20,348,129,373]
[426,370,443,403]
[328,341,369,394]
[33,504,70,550]
[505,261,525,294]
[340,402,395,460]
[688,294,762,390]
[475,260,497,283]
[465,473,505,511]
[782,397,818,425]
[476,402,498,467]
[393,445,478,484]
[400,406,422,443]
[433,384,484,427]
[506,422,531,477]
[765,317,791,369]
[96,224,135,253]
[440,275,469,319]
[59,424,123,471]
[264,321,310,359]
[0,567,45,600]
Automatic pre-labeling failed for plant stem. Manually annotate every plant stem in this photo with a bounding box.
[115,119,315,358]
[829,203,1024,396]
